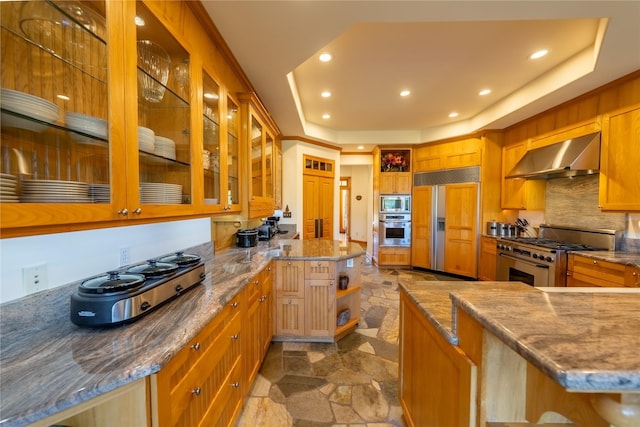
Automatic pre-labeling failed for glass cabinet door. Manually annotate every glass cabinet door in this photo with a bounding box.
[227,96,239,207]
[0,1,117,229]
[265,131,273,199]
[202,72,220,207]
[135,2,190,206]
[250,115,263,198]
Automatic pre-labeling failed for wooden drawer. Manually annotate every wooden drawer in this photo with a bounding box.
[305,260,335,280]
[625,265,640,287]
[568,255,626,287]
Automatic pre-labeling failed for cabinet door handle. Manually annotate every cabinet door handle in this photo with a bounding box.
[231,334,239,340]
[118,208,128,216]
[190,342,201,351]
[231,301,239,308]
[191,387,201,396]
[330,281,334,286]
[133,208,142,215]
[593,260,598,265]
[254,279,260,286]
[288,299,292,304]
[230,382,240,388]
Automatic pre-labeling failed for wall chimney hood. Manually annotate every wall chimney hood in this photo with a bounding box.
[506,132,601,180]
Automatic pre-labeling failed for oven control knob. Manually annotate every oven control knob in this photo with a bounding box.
[545,256,553,263]
[532,253,538,259]
[140,301,151,311]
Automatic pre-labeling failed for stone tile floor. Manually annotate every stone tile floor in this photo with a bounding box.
[236,261,457,427]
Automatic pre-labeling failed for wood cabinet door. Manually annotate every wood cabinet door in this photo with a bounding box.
[259,267,273,357]
[478,236,497,281]
[411,186,432,269]
[319,176,334,240]
[444,183,478,278]
[305,279,336,337]
[501,143,527,209]
[400,292,477,427]
[275,297,305,336]
[303,175,333,240]
[275,260,305,297]
[599,105,640,211]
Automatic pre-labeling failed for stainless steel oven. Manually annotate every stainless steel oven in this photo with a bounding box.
[379,213,411,247]
[497,251,554,287]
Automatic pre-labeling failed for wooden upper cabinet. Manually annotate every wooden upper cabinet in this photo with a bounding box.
[501,142,546,210]
[599,104,640,211]
[413,138,481,172]
[240,94,278,219]
[379,172,411,194]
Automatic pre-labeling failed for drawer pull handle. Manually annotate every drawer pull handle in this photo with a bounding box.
[231,334,239,340]
[254,280,259,286]
[191,343,200,351]
[330,281,334,287]
[231,382,240,388]
[633,272,638,277]
[288,299,292,304]
[593,260,598,264]
[231,302,239,308]
[191,387,201,396]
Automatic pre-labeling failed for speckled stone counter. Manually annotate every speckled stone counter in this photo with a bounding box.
[400,280,640,392]
[0,237,364,427]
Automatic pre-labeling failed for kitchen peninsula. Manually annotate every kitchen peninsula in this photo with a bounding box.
[0,237,364,427]
[400,281,640,427]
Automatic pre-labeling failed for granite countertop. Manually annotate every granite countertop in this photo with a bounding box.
[400,281,640,393]
[0,237,365,427]
[570,250,640,268]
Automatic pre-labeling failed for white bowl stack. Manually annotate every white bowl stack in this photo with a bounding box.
[88,183,110,203]
[1,88,60,132]
[65,112,108,144]
[0,173,19,203]
[20,179,90,203]
[154,136,176,160]
[140,182,182,204]
[138,126,155,153]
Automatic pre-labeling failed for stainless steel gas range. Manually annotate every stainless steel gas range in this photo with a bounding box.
[496,224,622,287]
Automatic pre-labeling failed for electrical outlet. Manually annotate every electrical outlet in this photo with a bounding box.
[119,247,130,266]
[23,264,48,294]
[346,258,354,268]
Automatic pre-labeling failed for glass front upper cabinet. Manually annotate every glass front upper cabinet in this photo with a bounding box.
[227,96,239,208]
[135,2,190,206]
[0,1,110,207]
[250,115,263,198]
[202,72,220,207]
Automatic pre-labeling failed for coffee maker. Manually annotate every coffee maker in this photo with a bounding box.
[265,216,281,234]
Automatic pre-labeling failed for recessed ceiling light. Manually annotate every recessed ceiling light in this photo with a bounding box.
[319,53,332,62]
[134,16,145,26]
[530,49,548,60]
[479,89,491,96]
[357,146,364,150]
[400,90,411,97]
[204,93,219,99]
[322,114,330,119]
[321,91,331,98]
[56,94,70,101]
[448,112,459,118]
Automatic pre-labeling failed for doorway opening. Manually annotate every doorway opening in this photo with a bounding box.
[339,177,351,241]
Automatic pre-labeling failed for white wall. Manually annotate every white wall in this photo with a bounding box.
[0,218,211,303]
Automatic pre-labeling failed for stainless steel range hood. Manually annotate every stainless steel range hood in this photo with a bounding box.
[506,132,601,180]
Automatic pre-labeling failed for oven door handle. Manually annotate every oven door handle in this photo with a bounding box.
[499,253,550,269]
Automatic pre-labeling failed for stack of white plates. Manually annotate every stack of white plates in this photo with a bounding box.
[140,182,182,204]
[88,183,110,203]
[21,179,90,203]
[138,126,155,153]
[65,112,108,142]
[154,136,176,160]
[0,173,19,203]
[1,88,60,132]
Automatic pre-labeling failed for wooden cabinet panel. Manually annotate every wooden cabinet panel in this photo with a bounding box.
[501,142,546,210]
[379,247,411,266]
[244,264,273,394]
[444,183,478,278]
[380,172,411,194]
[411,186,432,269]
[305,279,336,337]
[275,297,305,336]
[599,104,640,211]
[275,260,305,297]
[413,138,481,172]
[626,265,640,288]
[479,236,498,281]
[400,291,477,427]
[303,173,334,240]
[567,254,626,287]
[305,260,335,279]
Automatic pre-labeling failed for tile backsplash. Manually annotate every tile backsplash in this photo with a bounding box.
[545,174,639,251]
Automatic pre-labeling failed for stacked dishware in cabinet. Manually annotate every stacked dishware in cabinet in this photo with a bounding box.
[0,1,111,205]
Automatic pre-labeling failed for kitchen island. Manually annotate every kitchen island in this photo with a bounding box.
[399,280,640,427]
[0,237,364,427]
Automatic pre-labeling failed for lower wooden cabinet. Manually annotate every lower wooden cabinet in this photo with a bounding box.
[478,236,498,280]
[152,291,243,427]
[274,257,362,341]
[399,290,477,427]
[567,254,639,287]
[378,247,411,266]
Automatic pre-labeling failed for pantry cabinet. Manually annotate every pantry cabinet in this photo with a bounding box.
[153,292,244,427]
[410,185,432,269]
[599,104,640,211]
[0,0,264,237]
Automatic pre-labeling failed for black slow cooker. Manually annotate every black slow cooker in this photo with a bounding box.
[236,228,258,248]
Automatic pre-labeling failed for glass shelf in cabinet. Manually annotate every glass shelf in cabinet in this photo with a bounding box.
[139,150,190,167]
[137,68,190,107]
